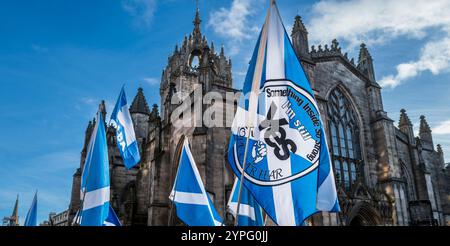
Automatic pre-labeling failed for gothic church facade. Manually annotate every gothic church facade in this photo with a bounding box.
[68,10,449,226]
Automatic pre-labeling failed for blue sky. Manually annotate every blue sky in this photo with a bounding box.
[0,0,449,225]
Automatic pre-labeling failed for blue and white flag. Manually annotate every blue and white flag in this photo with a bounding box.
[111,87,141,169]
[103,205,122,226]
[228,178,264,226]
[169,138,222,226]
[80,112,110,226]
[227,1,339,226]
[24,191,37,226]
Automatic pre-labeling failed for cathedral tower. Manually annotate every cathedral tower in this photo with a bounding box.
[143,7,236,225]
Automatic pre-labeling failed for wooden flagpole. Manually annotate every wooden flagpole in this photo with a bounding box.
[234,0,273,227]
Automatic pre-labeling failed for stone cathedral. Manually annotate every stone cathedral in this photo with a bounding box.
[68,10,449,226]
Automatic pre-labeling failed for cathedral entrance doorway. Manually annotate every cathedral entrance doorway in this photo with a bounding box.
[348,201,382,226]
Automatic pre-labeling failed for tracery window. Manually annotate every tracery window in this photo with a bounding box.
[327,87,363,191]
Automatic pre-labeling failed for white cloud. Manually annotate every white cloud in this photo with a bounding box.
[122,0,157,27]
[380,38,450,88]
[209,0,258,40]
[307,0,450,88]
[308,0,450,47]
[434,119,450,135]
[208,0,261,56]
[143,77,159,86]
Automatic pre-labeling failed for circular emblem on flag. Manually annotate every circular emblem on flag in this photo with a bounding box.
[232,80,322,186]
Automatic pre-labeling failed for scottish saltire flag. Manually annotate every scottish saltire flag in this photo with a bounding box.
[111,87,141,169]
[169,138,222,226]
[24,192,37,226]
[228,178,264,226]
[227,1,339,226]
[80,112,110,226]
[103,205,122,226]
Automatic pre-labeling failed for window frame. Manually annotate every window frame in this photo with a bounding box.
[327,87,363,191]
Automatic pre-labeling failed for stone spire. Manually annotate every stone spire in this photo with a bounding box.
[419,115,434,148]
[419,115,432,134]
[399,109,412,127]
[357,43,376,82]
[192,6,202,42]
[99,100,107,120]
[11,195,19,225]
[220,44,225,57]
[437,144,443,154]
[291,15,309,58]
[399,109,415,144]
[292,15,307,35]
[85,120,93,133]
[83,120,94,152]
[130,88,151,115]
[150,104,160,121]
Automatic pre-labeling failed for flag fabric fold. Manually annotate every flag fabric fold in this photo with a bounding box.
[24,192,37,226]
[228,178,264,226]
[103,205,122,226]
[169,138,223,226]
[111,87,141,169]
[80,112,111,226]
[227,1,339,226]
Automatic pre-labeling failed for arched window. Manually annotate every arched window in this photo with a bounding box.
[191,55,200,68]
[189,50,201,70]
[400,161,416,202]
[327,87,363,191]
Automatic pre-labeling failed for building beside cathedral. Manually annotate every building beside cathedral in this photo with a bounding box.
[68,9,449,226]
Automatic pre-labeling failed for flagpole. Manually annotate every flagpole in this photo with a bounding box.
[234,0,272,227]
[108,84,126,126]
[168,167,180,226]
[168,138,187,225]
[168,190,177,226]
[74,111,100,226]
